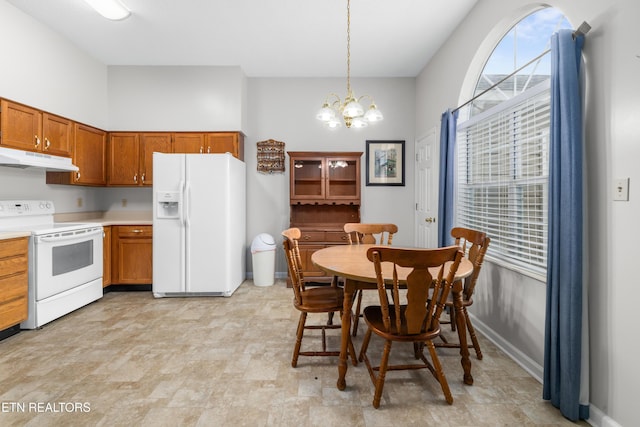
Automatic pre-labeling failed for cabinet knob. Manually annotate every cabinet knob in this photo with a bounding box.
[141,173,145,183]
[44,138,51,149]
[34,135,41,148]
[133,174,138,183]
[75,171,81,181]
[425,217,436,223]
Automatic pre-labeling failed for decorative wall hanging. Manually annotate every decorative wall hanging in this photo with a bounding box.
[256,139,285,174]
[365,140,405,186]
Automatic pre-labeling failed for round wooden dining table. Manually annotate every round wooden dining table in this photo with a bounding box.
[312,244,475,391]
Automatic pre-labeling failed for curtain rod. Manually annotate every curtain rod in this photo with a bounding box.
[452,21,591,114]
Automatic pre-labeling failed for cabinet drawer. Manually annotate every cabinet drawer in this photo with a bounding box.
[115,226,152,238]
[0,237,28,258]
[325,231,350,243]
[0,295,28,330]
[0,273,28,304]
[299,231,325,243]
[0,255,28,277]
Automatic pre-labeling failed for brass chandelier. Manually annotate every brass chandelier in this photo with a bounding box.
[316,0,383,128]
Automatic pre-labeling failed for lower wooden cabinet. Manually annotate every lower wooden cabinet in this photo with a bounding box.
[102,226,111,287]
[111,225,152,285]
[0,237,29,331]
[289,229,350,286]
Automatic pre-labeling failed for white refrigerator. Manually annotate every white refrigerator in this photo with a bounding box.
[152,152,246,297]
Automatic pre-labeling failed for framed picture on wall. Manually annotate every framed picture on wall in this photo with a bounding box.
[365,140,405,186]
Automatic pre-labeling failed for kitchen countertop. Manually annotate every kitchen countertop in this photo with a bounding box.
[0,211,152,241]
[0,231,32,241]
[54,211,153,226]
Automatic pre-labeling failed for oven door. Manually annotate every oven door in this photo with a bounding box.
[33,226,103,301]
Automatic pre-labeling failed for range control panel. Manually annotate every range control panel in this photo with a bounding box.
[0,200,55,217]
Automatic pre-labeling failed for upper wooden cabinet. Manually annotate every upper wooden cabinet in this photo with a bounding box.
[46,123,107,186]
[173,132,244,160]
[206,132,244,160]
[107,132,171,186]
[0,100,71,157]
[173,133,205,154]
[73,124,108,185]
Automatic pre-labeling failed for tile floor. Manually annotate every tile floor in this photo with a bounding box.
[0,280,588,426]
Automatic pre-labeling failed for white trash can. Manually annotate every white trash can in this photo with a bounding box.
[251,233,276,287]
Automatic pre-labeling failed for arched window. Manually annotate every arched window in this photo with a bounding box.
[455,8,571,278]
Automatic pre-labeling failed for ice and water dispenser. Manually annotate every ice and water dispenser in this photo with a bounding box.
[156,191,180,219]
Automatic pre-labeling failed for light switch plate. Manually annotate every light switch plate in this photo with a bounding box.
[614,178,630,201]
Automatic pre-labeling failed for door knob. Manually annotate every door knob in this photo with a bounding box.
[425,217,436,223]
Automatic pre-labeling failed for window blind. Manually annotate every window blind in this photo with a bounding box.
[456,80,550,275]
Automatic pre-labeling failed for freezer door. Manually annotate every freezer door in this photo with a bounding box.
[184,154,246,295]
[152,153,186,296]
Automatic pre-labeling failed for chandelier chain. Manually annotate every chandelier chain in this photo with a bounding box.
[346,0,351,96]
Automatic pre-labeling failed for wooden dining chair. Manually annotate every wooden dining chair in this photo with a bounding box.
[359,245,463,408]
[343,223,398,337]
[436,227,490,360]
[282,228,356,368]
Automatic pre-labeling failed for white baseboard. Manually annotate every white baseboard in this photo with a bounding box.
[471,314,620,427]
[471,314,544,382]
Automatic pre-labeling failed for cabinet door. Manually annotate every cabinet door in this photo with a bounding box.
[173,133,205,153]
[73,124,107,185]
[326,156,361,200]
[206,132,244,160]
[112,226,152,284]
[289,156,325,199]
[140,133,172,186]
[42,113,72,156]
[0,100,42,152]
[108,133,140,186]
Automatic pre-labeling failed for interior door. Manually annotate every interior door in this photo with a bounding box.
[414,127,439,248]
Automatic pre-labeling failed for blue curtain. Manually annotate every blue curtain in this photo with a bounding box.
[543,29,589,421]
[437,109,458,247]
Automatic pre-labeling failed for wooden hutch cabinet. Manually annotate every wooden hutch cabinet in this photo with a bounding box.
[287,151,362,284]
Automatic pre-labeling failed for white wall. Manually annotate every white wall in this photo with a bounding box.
[416,0,639,426]
[246,77,416,274]
[107,66,246,131]
[0,0,108,211]
[0,1,107,129]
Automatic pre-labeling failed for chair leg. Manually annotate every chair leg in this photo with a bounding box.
[424,340,453,404]
[464,307,483,360]
[352,290,363,336]
[372,340,392,409]
[292,312,307,368]
[358,328,373,362]
[449,305,457,331]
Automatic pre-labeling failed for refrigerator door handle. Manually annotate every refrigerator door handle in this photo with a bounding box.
[179,179,186,226]
[184,179,191,291]
[184,180,191,229]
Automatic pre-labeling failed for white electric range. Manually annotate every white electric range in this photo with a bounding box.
[0,200,103,329]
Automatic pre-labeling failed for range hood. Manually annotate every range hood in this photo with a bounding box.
[0,146,79,172]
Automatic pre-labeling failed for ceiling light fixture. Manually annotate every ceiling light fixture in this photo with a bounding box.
[316,0,383,129]
[84,0,131,21]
